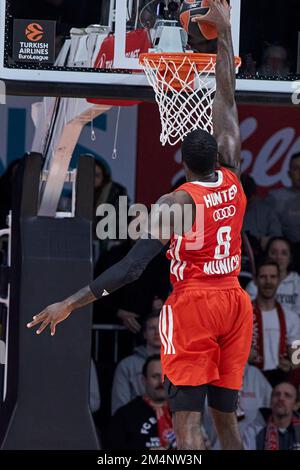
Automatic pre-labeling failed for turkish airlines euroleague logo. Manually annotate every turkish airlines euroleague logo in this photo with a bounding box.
[25,23,44,42]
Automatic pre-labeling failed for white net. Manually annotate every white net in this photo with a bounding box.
[141,54,217,146]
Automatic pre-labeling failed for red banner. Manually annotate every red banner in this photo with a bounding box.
[89,29,151,107]
[136,103,300,205]
[93,29,151,69]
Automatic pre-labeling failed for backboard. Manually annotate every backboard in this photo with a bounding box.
[0,0,299,99]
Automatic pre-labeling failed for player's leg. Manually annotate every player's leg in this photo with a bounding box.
[208,386,243,450]
[164,377,208,450]
[173,411,205,450]
[210,409,243,450]
[208,288,253,450]
[161,289,230,449]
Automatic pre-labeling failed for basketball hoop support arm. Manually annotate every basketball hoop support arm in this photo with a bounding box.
[31,98,111,217]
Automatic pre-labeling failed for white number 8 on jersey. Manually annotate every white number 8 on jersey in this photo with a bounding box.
[214,227,232,260]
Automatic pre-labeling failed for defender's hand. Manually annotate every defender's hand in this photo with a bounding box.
[192,0,231,33]
[27,301,72,336]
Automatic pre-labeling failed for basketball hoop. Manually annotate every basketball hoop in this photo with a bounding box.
[140,53,241,146]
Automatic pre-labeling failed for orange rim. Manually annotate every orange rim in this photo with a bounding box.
[140,52,242,72]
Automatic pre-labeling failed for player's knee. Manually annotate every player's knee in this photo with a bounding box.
[165,377,208,414]
[174,420,201,438]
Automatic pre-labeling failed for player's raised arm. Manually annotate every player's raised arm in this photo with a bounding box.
[192,0,241,175]
[27,190,193,335]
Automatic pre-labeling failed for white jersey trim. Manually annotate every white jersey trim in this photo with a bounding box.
[159,306,169,354]
[159,305,176,355]
[170,236,186,281]
[191,170,223,188]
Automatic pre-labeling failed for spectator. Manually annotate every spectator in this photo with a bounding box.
[247,238,300,319]
[111,312,161,415]
[108,355,176,450]
[242,174,282,252]
[243,382,300,450]
[238,363,273,432]
[267,153,300,262]
[203,361,272,449]
[94,158,128,218]
[93,157,129,254]
[259,44,290,77]
[249,260,300,387]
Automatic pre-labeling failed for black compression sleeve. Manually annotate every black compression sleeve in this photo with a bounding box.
[89,236,164,299]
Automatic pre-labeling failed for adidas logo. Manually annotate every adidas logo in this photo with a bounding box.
[102,290,109,297]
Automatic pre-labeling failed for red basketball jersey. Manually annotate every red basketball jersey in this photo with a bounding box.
[167,167,247,285]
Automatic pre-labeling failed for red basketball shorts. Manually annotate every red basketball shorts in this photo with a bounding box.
[159,278,253,390]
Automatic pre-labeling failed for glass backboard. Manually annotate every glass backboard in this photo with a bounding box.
[0,0,299,99]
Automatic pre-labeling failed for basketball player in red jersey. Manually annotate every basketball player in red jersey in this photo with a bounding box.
[28,0,252,450]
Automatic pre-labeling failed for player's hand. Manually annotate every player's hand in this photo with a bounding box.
[117,309,141,334]
[27,301,72,336]
[191,0,231,33]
